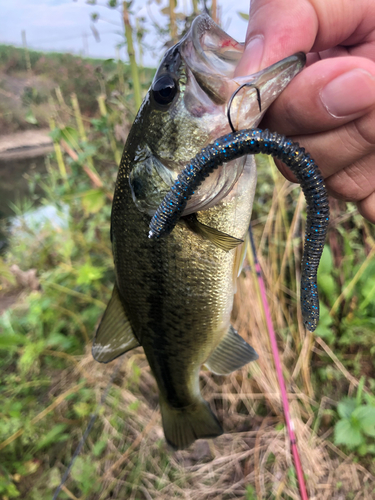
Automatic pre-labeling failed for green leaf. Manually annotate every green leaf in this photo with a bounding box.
[364,392,375,407]
[334,418,364,449]
[356,376,365,406]
[91,117,108,133]
[18,340,45,374]
[49,127,62,142]
[128,401,140,412]
[366,444,375,455]
[46,333,74,351]
[36,424,68,450]
[246,484,256,500]
[81,189,105,215]
[318,245,333,274]
[357,443,368,456]
[337,398,357,419]
[81,143,97,157]
[73,401,91,417]
[315,303,334,342]
[60,126,79,149]
[93,439,107,457]
[0,333,28,347]
[352,406,375,437]
[318,275,337,304]
[76,262,104,285]
[238,11,249,20]
[25,109,38,125]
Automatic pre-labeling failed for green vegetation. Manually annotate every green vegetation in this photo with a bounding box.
[334,377,375,455]
[1,107,374,497]
[1,11,375,499]
[0,44,154,133]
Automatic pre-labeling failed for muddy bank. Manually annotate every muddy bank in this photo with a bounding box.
[0,129,53,159]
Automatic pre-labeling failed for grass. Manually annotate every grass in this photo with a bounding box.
[1,53,375,499]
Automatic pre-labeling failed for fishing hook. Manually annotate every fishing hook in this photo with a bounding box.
[227,83,262,133]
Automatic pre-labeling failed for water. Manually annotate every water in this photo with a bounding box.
[0,153,52,252]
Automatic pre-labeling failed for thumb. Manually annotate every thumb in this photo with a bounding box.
[234,0,373,76]
[235,0,317,76]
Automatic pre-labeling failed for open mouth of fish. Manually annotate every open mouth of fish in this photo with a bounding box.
[144,15,305,215]
[180,16,306,215]
[181,15,304,130]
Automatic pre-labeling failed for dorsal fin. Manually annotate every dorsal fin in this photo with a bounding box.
[184,214,243,252]
[204,325,258,375]
[92,284,140,363]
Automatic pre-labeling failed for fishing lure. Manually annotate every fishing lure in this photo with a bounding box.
[148,128,329,332]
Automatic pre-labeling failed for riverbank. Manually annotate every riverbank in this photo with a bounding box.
[0,129,53,160]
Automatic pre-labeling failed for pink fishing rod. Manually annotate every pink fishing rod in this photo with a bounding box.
[248,226,309,500]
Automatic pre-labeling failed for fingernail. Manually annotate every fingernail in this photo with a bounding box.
[235,36,264,76]
[320,69,375,117]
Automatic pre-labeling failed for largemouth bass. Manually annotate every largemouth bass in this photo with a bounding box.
[93,14,305,450]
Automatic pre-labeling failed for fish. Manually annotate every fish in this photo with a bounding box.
[92,14,305,450]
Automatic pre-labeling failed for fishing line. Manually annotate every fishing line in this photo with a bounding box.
[248,225,309,500]
[52,356,123,500]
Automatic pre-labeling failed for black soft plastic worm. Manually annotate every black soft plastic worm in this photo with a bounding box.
[148,128,329,331]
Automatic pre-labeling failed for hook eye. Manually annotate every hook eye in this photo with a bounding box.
[227,83,262,133]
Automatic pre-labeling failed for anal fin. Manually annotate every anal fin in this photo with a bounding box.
[184,214,243,252]
[92,284,139,363]
[204,325,258,375]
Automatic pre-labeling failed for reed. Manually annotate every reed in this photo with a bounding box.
[49,117,67,181]
[97,94,122,165]
[169,0,177,44]
[211,0,217,23]
[122,1,142,111]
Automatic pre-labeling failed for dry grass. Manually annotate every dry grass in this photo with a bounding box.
[49,169,375,499]
[54,293,374,499]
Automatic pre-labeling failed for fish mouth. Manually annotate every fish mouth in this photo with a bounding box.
[181,14,305,129]
[142,16,305,218]
[229,53,306,130]
[180,15,244,105]
[177,15,305,215]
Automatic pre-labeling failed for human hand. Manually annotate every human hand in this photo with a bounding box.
[236,0,375,223]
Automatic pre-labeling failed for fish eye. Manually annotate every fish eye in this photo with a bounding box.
[152,75,178,106]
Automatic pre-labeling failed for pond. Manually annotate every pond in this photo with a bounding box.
[0,130,54,251]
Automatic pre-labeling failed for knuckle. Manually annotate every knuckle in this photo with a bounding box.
[326,156,375,201]
[352,111,375,149]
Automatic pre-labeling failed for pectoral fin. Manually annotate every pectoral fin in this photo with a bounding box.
[92,284,139,363]
[184,214,243,252]
[204,325,258,375]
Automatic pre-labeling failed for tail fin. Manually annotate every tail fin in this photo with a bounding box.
[159,395,223,450]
